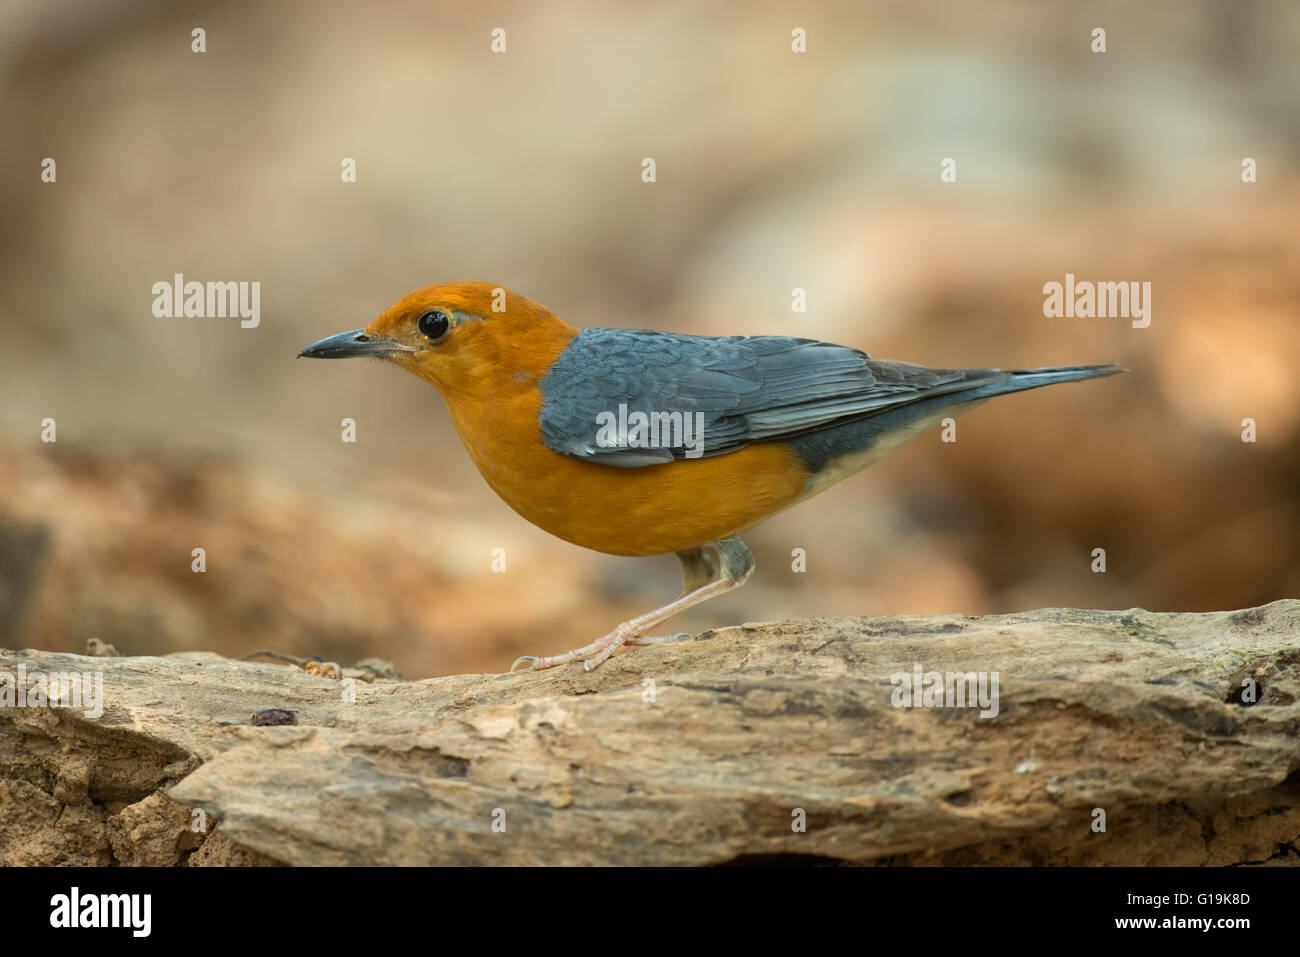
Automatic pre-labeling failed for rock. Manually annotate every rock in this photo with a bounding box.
[184,829,281,867]
[2,601,1299,865]
[105,792,203,867]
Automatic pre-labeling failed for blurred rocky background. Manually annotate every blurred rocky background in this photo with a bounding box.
[1,0,1297,677]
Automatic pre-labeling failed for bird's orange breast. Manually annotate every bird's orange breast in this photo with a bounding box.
[444,387,813,557]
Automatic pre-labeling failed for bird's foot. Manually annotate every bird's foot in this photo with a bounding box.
[509,625,692,673]
[509,621,632,672]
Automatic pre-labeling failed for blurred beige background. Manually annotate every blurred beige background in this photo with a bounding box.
[2,0,1298,676]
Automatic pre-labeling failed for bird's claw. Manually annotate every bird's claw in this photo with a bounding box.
[511,630,693,673]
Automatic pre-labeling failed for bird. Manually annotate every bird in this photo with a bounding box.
[300,281,1122,672]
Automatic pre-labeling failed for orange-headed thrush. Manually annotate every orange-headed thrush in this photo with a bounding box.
[301,281,1121,672]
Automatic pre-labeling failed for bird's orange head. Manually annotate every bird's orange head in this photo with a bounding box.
[299,281,578,401]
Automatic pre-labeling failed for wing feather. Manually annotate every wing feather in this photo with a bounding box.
[537,329,1005,467]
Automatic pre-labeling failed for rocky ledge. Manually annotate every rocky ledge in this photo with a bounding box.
[2,601,1299,865]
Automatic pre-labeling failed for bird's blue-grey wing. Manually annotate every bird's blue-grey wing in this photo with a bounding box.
[536,328,1006,467]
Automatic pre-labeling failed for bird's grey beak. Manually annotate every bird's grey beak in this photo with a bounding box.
[298,329,404,359]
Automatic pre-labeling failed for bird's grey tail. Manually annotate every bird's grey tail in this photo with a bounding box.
[782,362,1123,473]
[958,363,1124,402]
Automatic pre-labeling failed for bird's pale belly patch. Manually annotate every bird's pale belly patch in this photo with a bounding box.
[800,410,954,499]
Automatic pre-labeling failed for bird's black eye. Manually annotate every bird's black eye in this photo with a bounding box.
[417,310,450,341]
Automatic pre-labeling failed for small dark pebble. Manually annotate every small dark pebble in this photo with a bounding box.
[252,708,296,726]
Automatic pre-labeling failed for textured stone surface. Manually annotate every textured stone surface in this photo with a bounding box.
[3,601,1299,865]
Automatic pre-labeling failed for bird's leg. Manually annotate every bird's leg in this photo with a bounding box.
[675,543,719,596]
[617,543,721,646]
[510,536,754,672]
[618,541,716,649]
